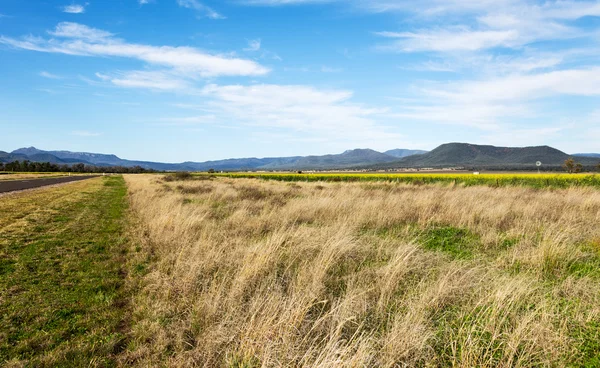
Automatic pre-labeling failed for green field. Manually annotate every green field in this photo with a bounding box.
[0,176,129,367]
[204,172,600,188]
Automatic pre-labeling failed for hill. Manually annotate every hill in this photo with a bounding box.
[373,143,600,169]
[269,149,398,170]
[7,147,416,171]
[6,144,598,171]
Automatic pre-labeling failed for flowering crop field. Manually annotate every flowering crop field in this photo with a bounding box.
[202,172,600,188]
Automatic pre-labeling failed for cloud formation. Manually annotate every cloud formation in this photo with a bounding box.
[39,71,62,79]
[176,0,225,19]
[0,23,270,78]
[62,4,86,14]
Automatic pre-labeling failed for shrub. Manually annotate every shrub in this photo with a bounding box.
[163,172,193,182]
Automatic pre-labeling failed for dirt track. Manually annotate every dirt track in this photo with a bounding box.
[0,176,99,194]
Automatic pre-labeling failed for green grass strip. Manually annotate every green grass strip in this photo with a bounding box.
[0,176,129,367]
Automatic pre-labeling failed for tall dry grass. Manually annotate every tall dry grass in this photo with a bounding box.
[120,175,600,367]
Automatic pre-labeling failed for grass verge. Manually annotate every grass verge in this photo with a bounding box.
[0,176,129,367]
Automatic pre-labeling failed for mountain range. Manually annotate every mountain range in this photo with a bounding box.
[1,144,599,171]
[373,143,600,169]
[574,153,600,158]
[3,147,428,171]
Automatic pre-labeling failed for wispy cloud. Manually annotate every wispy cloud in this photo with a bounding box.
[244,39,261,52]
[39,71,62,79]
[388,66,600,130]
[62,4,87,14]
[199,83,401,144]
[102,70,191,91]
[49,22,113,41]
[321,66,343,73]
[157,115,217,126]
[426,67,600,104]
[177,0,225,19]
[71,130,102,137]
[376,29,521,52]
[375,1,598,54]
[0,22,270,78]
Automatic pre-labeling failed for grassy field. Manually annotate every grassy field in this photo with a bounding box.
[207,172,600,188]
[2,173,599,367]
[0,176,129,367]
[121,175,600,367]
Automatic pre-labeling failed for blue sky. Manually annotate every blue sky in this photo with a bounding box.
[1,0,599,162]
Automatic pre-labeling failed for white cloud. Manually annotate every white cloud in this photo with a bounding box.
[39,71,62,79]
[107,70,191,91]
[374,1,599,54]
[429,67,600,104]
[387,66,600,130]
[199,84,401,144]
[139,0,150,4]
[321,66,343,73]
[376,29,520,52]
[157,115,217,126]
[71,130,102,137]
[244,39,261,52]
[0,22,270,78]
[49,22,114,41]
[177,0,225,19]
[62,4,86,14]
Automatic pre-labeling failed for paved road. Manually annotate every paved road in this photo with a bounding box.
[0,176,99,194]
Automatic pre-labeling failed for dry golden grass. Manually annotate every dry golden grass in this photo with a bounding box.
[120,175,600,367]
[0,173,72,181]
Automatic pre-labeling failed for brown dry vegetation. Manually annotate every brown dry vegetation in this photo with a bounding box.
[120,175,600,367]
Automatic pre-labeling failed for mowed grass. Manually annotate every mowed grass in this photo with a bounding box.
[0,176,129,367]
[121,175,600,367]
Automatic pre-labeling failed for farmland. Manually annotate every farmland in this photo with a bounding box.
[209,172,600,189]
[121,174,600,367]
[1,173,600,367]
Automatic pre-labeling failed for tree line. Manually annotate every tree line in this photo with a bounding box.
[563,158,600,174]
[0,160,157,174]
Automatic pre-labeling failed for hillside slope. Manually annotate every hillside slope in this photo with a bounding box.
[376,143,600,169]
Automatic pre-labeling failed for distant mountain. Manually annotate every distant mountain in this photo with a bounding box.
[373,143,600,169]
[7,147,405,171]
[183,157,301,172]
[574,153,600,158]
[384,149,428,158]
[182,149,398,171]
[0,151,29,162]
[7,144,598,171]
[272,149,398,170]
[10,147,191,171]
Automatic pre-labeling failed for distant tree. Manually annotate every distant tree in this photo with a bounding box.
[575,163,583,173]
[208,169,215,174]
[564,158,576,173]
[597,163,600,172]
